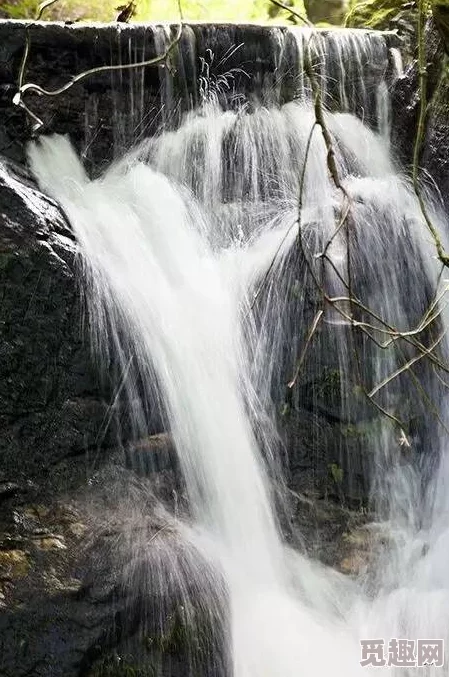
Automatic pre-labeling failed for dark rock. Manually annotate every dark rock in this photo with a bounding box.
[288,488,372,570]
[0,481,21,499]
[283,408,370,506]
[0,465,185,677]
[126,433,177,474]
[432,0,449,55]
[0,160,186,674]
[0,157,117,497]
[391,18,449,209]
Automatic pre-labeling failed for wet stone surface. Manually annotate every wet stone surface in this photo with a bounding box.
[0,20,398,169]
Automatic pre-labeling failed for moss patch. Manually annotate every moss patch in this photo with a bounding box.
[346,0,419,30]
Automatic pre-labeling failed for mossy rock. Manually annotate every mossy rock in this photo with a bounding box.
[346,0,418,31]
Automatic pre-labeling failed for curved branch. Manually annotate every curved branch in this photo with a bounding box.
[13,1,184,133]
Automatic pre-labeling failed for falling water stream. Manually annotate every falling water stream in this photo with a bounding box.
[28,26,449,677]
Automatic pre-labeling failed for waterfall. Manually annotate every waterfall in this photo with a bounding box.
[28,26,449,677]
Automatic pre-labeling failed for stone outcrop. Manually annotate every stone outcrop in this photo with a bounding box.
[0,158,118,494]
[347,0,418,54]
[391,16,449,210]
[347,0,417,29]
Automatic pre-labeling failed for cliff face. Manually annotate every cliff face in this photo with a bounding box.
[0,159,110,676]
[0,19,398,499]
[0,18,446,675]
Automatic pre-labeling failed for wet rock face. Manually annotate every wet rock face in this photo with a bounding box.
[0,21,300,169]
[432,0,449,54]
[0,20,398,170]
[0,158,116,495]
[391,18,449,209]
[0,160,195,676]
[0,470,184,677]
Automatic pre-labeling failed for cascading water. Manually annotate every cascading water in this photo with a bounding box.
[28,25,449,677]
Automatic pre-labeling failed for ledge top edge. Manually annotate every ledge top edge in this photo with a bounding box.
[0,18,399,36]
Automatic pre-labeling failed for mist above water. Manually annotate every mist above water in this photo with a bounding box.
[29,28,449,677]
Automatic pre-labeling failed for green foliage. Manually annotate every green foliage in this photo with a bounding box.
[136,0,268,21]
[280,401,291,418]
[2,0,307,22]
[3,0,40,19]
[3,0,116,20]
[305,0,348,25]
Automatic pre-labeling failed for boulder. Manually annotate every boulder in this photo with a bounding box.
[0,158,118,497]
[347,0,418,31]
[347,0,418,53]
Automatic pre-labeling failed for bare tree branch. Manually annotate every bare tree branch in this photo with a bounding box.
[14,0,184,133]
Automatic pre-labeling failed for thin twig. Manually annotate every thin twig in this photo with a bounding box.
[18,0,61,90]
[368,331,446,398]
[268,0,314,27]
[250,219,297,309]
[298,122,317,224]
[398,348,449,436]
[288,309,323,389]
[320,196,351,261]
[147,523,171,544]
